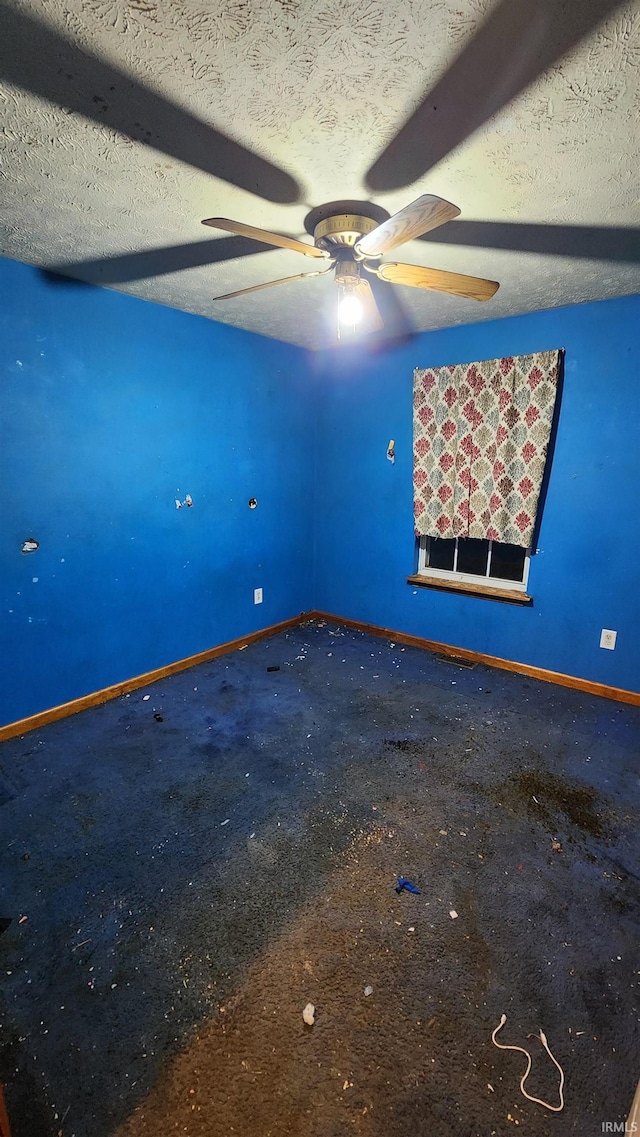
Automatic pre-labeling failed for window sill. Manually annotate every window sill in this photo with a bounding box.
[407,574,533,605]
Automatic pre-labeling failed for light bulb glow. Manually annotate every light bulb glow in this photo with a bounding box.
[338,292,363,325]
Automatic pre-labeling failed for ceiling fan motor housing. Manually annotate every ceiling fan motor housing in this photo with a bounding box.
[313,212,379,253]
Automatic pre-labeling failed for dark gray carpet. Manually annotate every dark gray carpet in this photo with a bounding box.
[1,619,638,1136]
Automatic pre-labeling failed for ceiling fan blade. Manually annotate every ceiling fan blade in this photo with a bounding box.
[377,262,499,302]
[213,266,332,301]
[416,221,640,264]
[366,0,626,192]
[0,6,300,204]
[43,237,279,286]
[202,218,328,259]
[355,196,460,259]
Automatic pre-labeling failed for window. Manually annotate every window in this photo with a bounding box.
[416,535,530,597]
[410,349,561,604]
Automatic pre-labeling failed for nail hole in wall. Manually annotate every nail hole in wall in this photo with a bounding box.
[248,498,258,509]
[21,538,39,554]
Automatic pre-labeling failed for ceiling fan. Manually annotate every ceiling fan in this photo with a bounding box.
[202,195,499,338]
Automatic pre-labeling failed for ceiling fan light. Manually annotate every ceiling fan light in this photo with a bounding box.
[338,290,363,326]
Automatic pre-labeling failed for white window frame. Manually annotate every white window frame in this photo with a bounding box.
[417,536,530,594]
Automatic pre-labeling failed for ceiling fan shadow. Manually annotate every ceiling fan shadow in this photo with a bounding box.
[39,269,98,291]
[417,221,640,264]
[40,237,278,286]
[366,0,626,192]
[0,4,300,204]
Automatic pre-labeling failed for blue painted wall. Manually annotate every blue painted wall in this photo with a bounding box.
[0,259,314,725]
[3,262,639,726]
[313,294,640,692]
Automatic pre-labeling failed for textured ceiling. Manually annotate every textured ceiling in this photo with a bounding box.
[1,0,639,349]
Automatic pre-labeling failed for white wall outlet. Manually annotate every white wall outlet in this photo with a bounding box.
[254,587,263,604]
[600,628,617,650]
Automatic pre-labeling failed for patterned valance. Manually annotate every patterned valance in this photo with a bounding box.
[413,350,561,549]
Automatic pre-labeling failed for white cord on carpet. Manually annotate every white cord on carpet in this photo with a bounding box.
[491,1013,565,1112]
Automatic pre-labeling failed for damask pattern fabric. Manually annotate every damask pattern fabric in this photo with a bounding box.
[413,350,561,549]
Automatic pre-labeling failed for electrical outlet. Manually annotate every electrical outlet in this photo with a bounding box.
[600,628,617,650]
[254,587,263,605]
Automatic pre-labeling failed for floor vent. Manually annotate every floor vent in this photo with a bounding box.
[434,653,477,669]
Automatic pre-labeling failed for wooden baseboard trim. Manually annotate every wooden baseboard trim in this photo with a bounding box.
[308,610,640,706]
[0,613,308,743]
[3,608,637,742]
[627,1077,640,1132]
[0,1085,12,1137]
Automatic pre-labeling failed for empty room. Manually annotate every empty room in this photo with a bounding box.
[1,0,639,1134]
